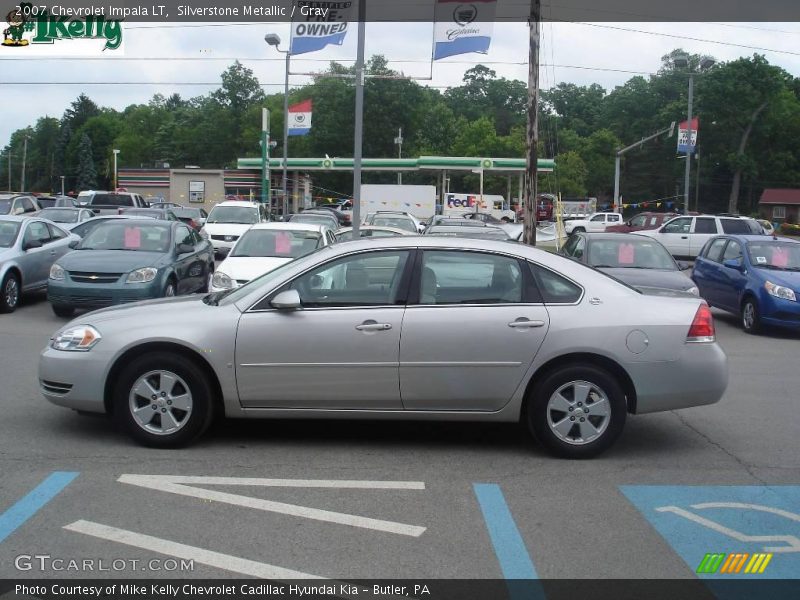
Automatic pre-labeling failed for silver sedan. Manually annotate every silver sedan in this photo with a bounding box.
[39,237,728,458]
[1,216,78,313]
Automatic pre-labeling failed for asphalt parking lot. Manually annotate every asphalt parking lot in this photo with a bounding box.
[1,291,800,584]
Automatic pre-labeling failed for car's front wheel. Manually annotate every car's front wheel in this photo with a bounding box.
[113,352,215,447]
[163,280,176,298]
[742,297,761,335]
[0,271,21,313]
[527,364,626,459]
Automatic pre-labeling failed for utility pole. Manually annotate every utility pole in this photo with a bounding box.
[281,51,290,216]
[7,151,11,191]
[351,0,366,236]
[522,0,541,246]
[261,108,271,207]
[394,128,403,185]
[682,75,694,215]
[20,136,29,191]
[695,152,700,212]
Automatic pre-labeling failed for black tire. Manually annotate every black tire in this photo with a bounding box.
[200,264,213,293]
[572,227,585,234]
[52,304,75,318]
[526,364,627,459]
[0,271,20,313]
[113,352,216,448]
[742,297,761,335]
[163,279,177,298]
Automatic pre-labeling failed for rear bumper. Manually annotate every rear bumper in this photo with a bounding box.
[627,342,728,414]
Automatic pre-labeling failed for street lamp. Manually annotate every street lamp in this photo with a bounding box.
[674,53,715,215]
[265,32,290,218]
[112,149,120,191]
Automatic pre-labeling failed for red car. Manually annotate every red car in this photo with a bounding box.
[605,212,679,233]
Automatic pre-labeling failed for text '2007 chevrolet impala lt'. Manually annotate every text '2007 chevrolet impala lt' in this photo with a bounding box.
[39,237,728,458]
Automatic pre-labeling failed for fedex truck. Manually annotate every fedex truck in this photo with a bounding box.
[443,193,515,221]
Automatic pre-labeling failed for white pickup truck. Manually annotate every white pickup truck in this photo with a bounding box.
[564,212,623,235]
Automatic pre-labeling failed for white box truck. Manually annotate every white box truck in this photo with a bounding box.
[351,185,437,221]
[443,193,515,221]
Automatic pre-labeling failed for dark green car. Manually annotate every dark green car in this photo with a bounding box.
[47,220,214,317]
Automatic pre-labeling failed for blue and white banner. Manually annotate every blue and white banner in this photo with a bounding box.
[288,99,313,136]
[433,0,496,60]
[289,1,354,55]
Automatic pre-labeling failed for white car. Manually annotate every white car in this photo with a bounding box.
[210,223,335,292]
[636,214,764,259]
[200,201,268,257]
[364,211,424,233]
[564,212,623,235]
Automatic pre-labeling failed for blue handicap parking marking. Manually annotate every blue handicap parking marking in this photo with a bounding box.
[621,485,800,580]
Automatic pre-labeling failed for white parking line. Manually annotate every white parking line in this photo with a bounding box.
[118,474,427,537]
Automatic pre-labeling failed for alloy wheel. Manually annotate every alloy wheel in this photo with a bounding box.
[128,370,193,435]
[4,277,19,308]
[546,380,611,445]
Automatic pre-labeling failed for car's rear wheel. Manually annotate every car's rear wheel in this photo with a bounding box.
[572,227,585,234]
[527,364,626,459]
[742,297,761,335]
[0,272,20,313]
[113,352,215,447]
[52,305,75,318]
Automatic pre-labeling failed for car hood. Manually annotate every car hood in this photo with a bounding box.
[74,294,208,324]
[58,249,165,272]
[217,256,293,282]
[203,223,254,235]
[599,267,696,293]
[753,268,800,290]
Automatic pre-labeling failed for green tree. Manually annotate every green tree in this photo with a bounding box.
[76,134,97,191]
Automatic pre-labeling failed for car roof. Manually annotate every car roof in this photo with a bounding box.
[426,225,510,236]
[716,234,800,244]
[580,232,666,241]
[248,222,325,232]
[336,225,413,234]
[0,215,32,223]
[214,201,260,207]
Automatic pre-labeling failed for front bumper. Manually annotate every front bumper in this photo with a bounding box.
[626,341,729,414]
[758,292,800,329]
[48,277,163,309]
[39,345,110,412]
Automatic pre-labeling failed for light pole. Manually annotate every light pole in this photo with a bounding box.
[60,175,65,196]
[265,33,290,217]
[394,128,403,185]
[673,54,715,215]
[20,135,29,191]
[112,148,120,190]
[261,108,271,207]
[694,152,701,212]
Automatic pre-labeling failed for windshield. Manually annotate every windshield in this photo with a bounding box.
[40,208,79,223]
[0,221,21,247]
[588,238,676,270]
[0,200,11,215]
[289,214,336,227]
[207,206,259,224]
[37,198,56,208]
[79,222,171,252]
[747,241,800,270]
[173,208,202,219]
[371,216,416,232]
[231,229,322,258]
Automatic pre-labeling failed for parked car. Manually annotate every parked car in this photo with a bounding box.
[284,210,340,231]
[692,235,800,334]
[36,196,79,209]
[172,207,208,231]
[0,194,41,216]
[564,212,624,235]
[312,205,351,226]
[118,207,179,221]
[200,201,268,257]
[149,202,184,210]
[211,223,335,292]
[605,212,679,233]
[756,219,775,236]
[38,207,95,226]
[39,237,728,457]
[47,220,214,317]
[637,214,766,259]
[334,225,416,241]
[424,224,513,241]
[560,233,699,297]
[68,214,156,238]
[80,191,147,216]
[0,216,79,312]
[462,212,512,224]
[364,211,423,233]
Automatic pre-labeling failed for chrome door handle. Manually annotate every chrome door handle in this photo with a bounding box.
[508,319,545,328]
[355,322,392,331]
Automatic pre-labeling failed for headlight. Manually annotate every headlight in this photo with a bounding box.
[687,286,699,296]
[49,264,65,280]
[765,280,797,302]
[126,267,158,284]
[199,228,209,239]
[51,325,101,352]
[212,271,234,289]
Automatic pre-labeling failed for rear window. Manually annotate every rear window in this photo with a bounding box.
[720,219,751,234]
[528,263,583,304]
[88,194,131,207]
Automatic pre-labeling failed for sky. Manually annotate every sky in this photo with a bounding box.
[3,20,800,154]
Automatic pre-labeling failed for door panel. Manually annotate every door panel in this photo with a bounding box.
[656,217,693,256]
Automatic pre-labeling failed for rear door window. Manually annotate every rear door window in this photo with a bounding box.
[704,238,728,263]
[693,218,717,234]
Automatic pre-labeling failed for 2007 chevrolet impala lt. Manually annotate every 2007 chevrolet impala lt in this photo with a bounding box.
[39,237,728,458]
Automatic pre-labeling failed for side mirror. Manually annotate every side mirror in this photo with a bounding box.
[68,239,80,249]
[677,260,690,270]
[177,243,194,254]
[723,258,743,270]
[271,289,302,310]
[23,238,43,250]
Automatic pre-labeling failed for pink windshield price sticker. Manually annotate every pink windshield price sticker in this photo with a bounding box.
[275,232,292,255]
[618,243,635,265]
[124,227,141,249]
[772,247,789,267]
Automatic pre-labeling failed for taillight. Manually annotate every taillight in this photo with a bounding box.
[191,219,198,229]
[686,303,715,342]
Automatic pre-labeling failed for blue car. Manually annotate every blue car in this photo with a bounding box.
[692,234,800,334]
